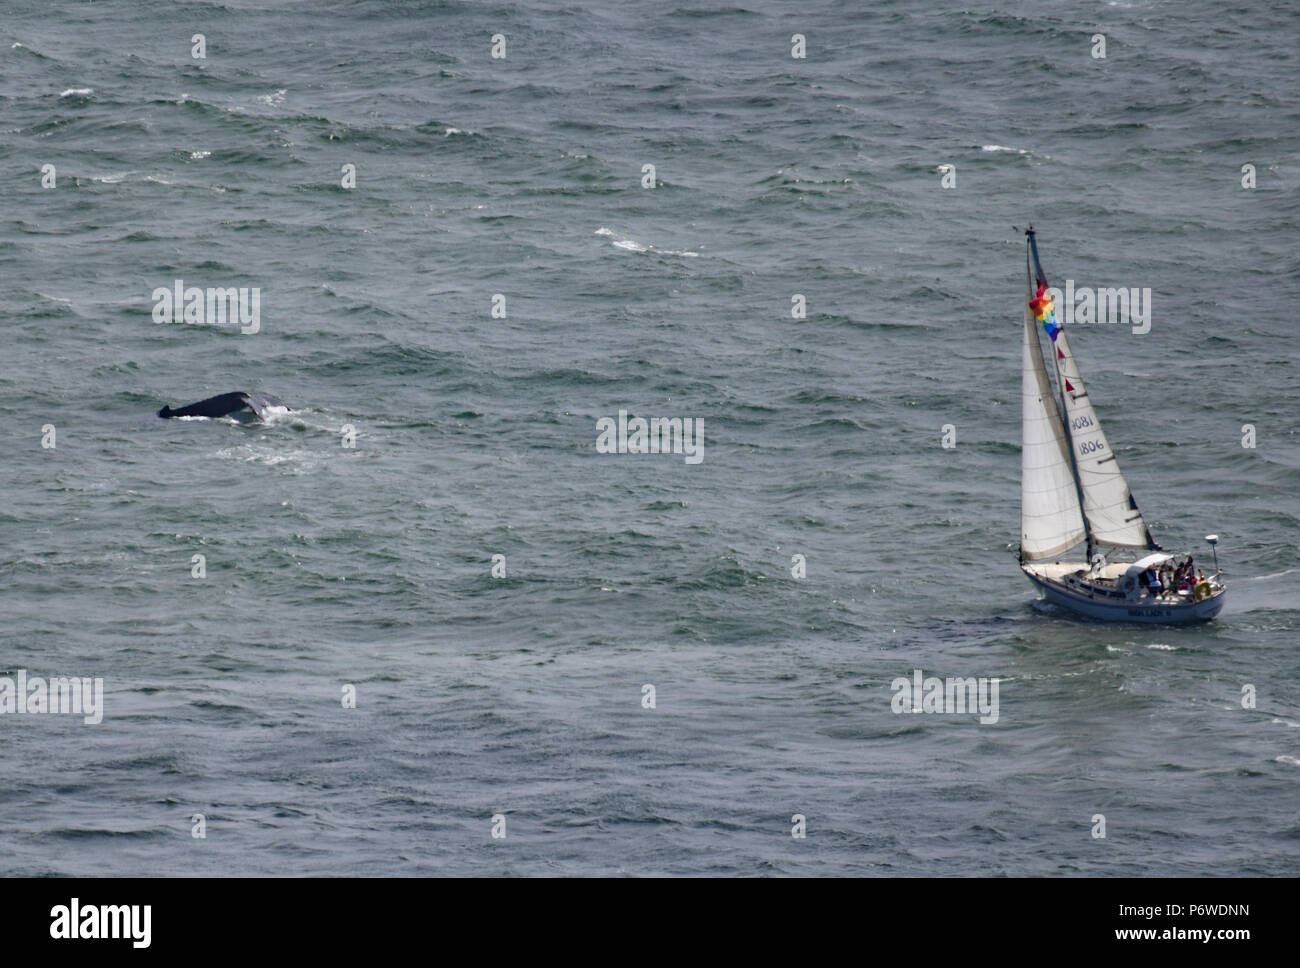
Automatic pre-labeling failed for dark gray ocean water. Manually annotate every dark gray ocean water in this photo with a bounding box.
[2,0,1297,876]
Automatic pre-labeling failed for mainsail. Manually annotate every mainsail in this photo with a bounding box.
[1021,230,1158,559]
[1020,245,1087,560]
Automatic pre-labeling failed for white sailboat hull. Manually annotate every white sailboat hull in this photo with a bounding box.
[1022,565,1225,623]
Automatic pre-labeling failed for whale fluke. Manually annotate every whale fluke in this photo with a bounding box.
[158,392,288,420]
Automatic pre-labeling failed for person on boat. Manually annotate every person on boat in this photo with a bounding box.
[1144,567,1163,598]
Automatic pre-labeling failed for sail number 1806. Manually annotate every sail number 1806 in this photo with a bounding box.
[1078,439,1107,456]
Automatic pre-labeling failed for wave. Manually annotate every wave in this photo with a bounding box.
[1249,568,1297,581]
[11,42,53,60]
[595,227,699,258]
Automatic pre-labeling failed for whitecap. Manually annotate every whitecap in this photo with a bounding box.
[59,87,93,98]
[597,227,698,257]
[1251,568,1297,581]
[189,150,211,160]
[213,444,319,472]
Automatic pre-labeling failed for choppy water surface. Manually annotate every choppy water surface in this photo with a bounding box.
[1,0,1297,875]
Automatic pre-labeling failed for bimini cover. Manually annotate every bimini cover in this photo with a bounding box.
[1123,553,1175,577]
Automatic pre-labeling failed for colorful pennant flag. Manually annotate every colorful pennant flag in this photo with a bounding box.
[1029,282,1061,341]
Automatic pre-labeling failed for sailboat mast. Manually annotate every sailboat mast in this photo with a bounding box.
[1026,229,1094,561]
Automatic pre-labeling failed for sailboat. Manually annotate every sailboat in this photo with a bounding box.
[1018,229,1226,622]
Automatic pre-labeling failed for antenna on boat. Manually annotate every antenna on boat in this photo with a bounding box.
[1205,534,1219,574]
